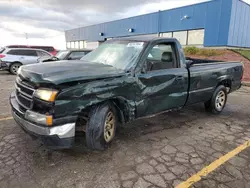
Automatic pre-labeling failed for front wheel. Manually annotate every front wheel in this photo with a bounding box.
[86,102,117,150]
[204,85,227,114]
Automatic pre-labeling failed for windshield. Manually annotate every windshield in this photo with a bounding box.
[56,50,69,59]
[81,41,145,70]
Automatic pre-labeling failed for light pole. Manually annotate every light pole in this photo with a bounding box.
[25,33,28,45]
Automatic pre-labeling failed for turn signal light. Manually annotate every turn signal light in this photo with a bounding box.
[46,116,53,126]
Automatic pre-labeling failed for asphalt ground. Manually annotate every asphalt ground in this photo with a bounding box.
[1,71,250,188]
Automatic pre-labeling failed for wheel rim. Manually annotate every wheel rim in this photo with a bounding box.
[104,111,115,143]
[215,90,226,111]
[12,64,20,74]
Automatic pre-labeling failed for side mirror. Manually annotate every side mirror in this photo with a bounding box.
[68,57,72,60]
[186,60,193,69]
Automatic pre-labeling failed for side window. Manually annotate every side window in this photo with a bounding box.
[41,47,49,52]
[37,51,50,57]
[19,50,38,56]
[68,51,87,59]
[7,50,20,55]
[47,47,54,52]
[146,43,176,71]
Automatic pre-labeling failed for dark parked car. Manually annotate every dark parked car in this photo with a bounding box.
[10,37,243,150]
[40,49,92,62]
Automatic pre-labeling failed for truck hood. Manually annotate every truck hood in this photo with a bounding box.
[19,60,125,85]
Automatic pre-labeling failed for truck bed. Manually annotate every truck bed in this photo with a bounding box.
[186,59,243,105]
[186,57,223,64]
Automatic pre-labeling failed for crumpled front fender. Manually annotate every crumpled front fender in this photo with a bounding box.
[54,76,137,122]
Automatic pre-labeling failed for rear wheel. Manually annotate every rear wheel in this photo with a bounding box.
[10,63,21,75]
[86,102,117,150]
[204,85,227,114]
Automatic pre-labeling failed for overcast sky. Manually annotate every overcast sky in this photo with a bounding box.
[1,0,248,49]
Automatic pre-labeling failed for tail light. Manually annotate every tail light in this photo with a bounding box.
[0,54,5,58]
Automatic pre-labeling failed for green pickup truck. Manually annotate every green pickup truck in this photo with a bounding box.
[10,37,243,150]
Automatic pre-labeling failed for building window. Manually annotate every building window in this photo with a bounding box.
[187,29,204,45]
[173,31,187,45]
[75,41,79,49]
[86,42,100,49]
[67,42,70,49]
[70,41,74,49]
[79,41,84,49]
[161,32,173,38]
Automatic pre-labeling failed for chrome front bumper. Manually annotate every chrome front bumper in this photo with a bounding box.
[10,91,76,148]
[12,111,75,139]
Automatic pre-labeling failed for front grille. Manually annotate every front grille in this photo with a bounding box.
[15,76,35,111]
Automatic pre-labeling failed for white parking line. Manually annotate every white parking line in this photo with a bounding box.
[0,117,13,121]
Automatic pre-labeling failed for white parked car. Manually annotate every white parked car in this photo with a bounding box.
[0,48,52,74]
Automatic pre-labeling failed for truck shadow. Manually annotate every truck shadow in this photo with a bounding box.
[29,103,237,165]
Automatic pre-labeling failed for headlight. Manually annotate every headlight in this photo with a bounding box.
[34,88,58,102]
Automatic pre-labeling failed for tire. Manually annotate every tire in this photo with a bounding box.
[204,85,227,114]
[86,102,117,150]
[10,63,22,75]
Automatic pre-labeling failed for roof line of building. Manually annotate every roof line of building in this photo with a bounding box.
[240,0,250,7]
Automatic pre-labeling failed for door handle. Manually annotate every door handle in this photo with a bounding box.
[176,76,183,81]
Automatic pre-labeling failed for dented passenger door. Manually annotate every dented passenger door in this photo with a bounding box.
[135,42,189,118]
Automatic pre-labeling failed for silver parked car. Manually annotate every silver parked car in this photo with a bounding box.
[0,48,52,74]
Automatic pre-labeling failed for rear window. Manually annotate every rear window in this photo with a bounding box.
[7,50,20,55]
[46,47,54,52]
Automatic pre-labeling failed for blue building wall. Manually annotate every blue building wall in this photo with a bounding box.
[65,1,212,42]
[65,0,250,48]
[204,0,233,46]
[65,13,159,42]
[228,0,250,48]
[159,2,208,32]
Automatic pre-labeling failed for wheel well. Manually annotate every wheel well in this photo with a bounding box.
[10,61,22,66]
[76,98,130,129]
[110,98,130,124]
[218,79,232,91]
